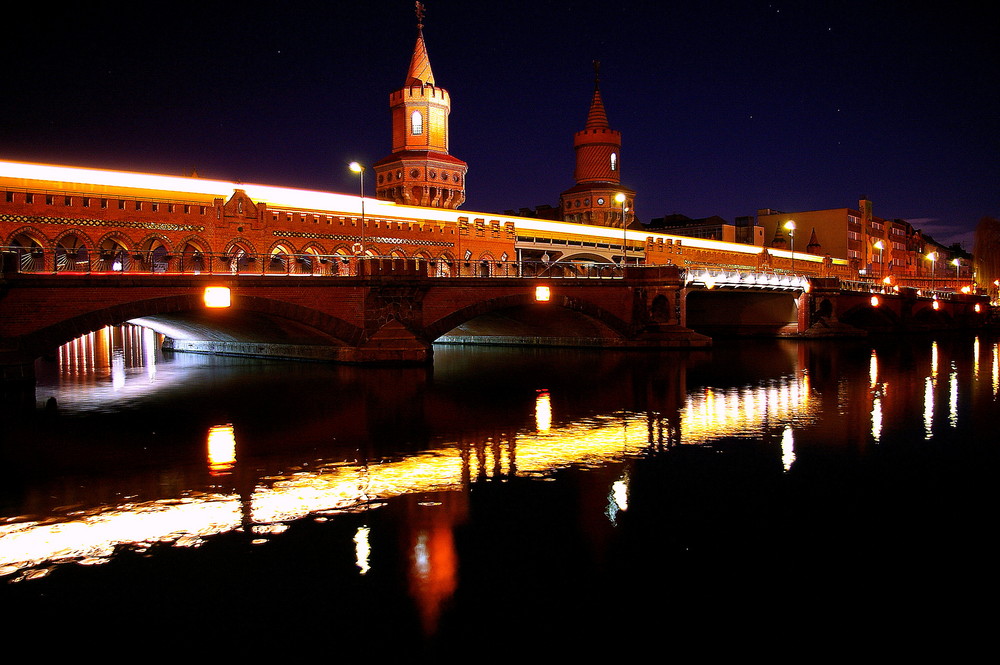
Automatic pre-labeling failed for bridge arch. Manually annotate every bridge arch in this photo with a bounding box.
[423,292,630,343]
[5,226,48,248]
[5,227,47,271]
[52,229,96,272]
[18,293,365,362]
[839,302,901,332]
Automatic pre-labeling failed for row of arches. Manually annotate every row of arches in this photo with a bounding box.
[3,226,512,276]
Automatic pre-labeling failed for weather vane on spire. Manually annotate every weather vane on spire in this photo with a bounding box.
[593,60,601,89]
[416,1,426,31]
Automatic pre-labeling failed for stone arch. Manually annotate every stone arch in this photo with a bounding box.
[177,235,212,273]
[5,227,49,272]
[222,238,258,274]
[912,302,954,327]
[477,252,496,277]
[839,302,901,332]
[266,241,295,274]
[5,225,49,248]
[52,229,97,272]
[136,233,174,273]
[95,230,136,272]
[423,292,630,342]
[433,251,454,277]
[18,293,367,362]
[298,243,331,276]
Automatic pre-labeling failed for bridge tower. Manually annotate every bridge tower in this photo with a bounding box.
[560,62,635,229]
[373,3,467,209]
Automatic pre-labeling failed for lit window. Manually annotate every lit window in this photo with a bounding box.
[412,111,423,135]
[610,152,617,171]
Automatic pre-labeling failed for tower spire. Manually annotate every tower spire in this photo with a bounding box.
[559,63,632,228]
[373,1,467,209]
[586,61,610,130]
[406,2,435,86]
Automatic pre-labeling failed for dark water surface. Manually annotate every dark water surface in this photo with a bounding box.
[2,330,997,656]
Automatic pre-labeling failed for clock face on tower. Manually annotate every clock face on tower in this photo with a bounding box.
[597,197,605,205]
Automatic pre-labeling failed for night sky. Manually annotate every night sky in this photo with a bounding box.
[3,1,996,249]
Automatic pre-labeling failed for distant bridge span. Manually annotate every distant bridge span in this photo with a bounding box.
[1,260,990,385]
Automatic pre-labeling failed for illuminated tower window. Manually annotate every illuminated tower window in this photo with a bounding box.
[610,152,617,171]
[411,111,423,135]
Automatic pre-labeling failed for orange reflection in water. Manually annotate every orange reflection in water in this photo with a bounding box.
[207,424,237,476]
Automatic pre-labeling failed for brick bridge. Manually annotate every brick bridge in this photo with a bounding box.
[0,259,990,385]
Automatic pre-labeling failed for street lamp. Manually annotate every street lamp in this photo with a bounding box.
[349,162,366,266]
[873,240,885,278]
[784,220,796,273]
[951,258,960,283]
[615,192,628,267]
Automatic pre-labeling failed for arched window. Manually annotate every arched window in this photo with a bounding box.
[411,111,423,135]
[610,152,617,171]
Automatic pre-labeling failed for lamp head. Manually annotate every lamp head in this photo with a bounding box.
[349,161,364,173]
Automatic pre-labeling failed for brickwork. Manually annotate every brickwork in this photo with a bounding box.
[374,24,467,208]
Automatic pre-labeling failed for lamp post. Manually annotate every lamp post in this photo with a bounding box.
[784,220,796,273]
[873,240,884,279]
[615,192,628,268]
[951,258,960,284]
[349,162,366,270]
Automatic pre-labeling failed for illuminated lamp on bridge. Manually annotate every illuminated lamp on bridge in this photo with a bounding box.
[204,286,232,308]
[684,269,809,291]
[932,300,940,310]
[870,295,880,307]
[535,286,551,302]
[975,303,982,313]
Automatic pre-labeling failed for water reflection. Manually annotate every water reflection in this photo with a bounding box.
[3,329,999,647]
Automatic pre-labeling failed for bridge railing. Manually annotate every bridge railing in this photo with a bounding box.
[682,267,810,291]
[840,278,955,300]
[0,247,632,280]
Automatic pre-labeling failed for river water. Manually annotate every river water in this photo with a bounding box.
[1,329,997,656]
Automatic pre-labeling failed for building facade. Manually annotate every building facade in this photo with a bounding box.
[757,198,971,282]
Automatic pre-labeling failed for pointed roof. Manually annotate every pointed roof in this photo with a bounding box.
[406,29,435,86]
[585,62,609,129]
[807,227,822,253]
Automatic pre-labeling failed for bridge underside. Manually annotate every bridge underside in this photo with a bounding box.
[437,304,625,348]
[130,312,353,362]
[685,290,801,337]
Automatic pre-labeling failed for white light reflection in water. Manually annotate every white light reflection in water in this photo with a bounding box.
[4,372,817,582]
[931,341,939,380]
[535,389,551,432]
[683,372,813,443]
[413,531,430,580]
[143,326,158,382]
[924,376,935,440]
[870,350,884,443]
[354,526,371,575]
[781,426,796,471]
[949,363,959,428]
[872,392,883,443]
[605,476,630,524]
[994,342,999,396]
[973,337,980,381]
